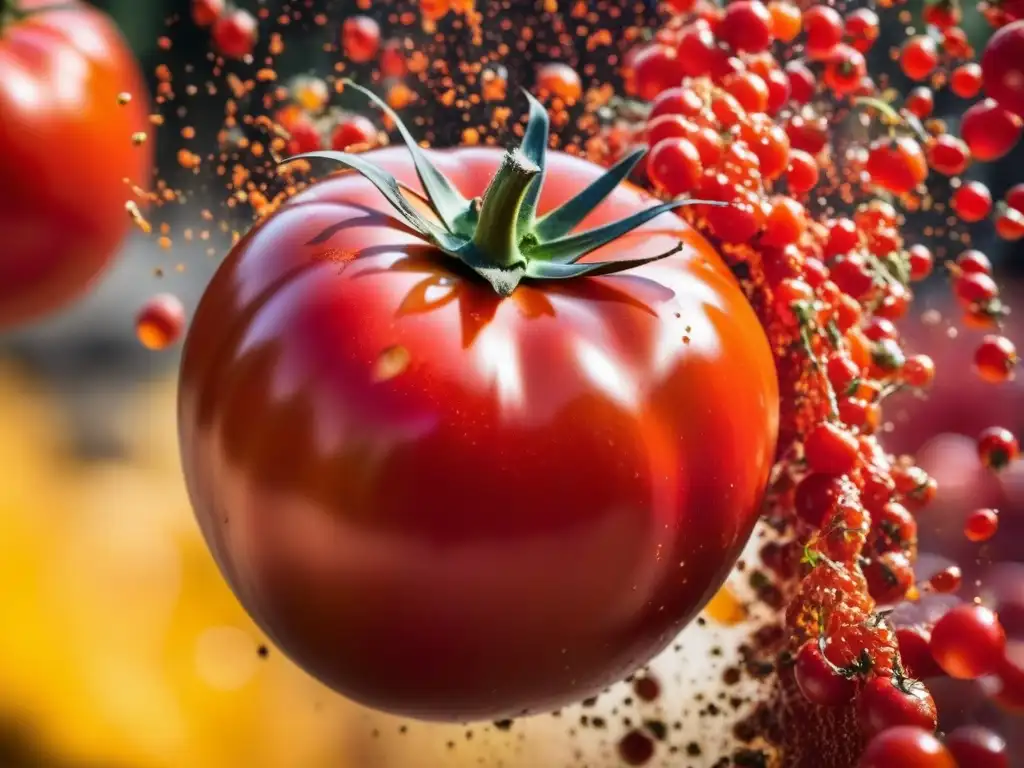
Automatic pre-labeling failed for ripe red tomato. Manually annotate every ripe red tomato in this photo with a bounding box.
[179,93,778,721]
[858,674,938,738]
[860,726,955,768]
[982,20,1024,118]
[0,0,151,328]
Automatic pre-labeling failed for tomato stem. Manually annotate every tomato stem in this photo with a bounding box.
[470,149,540,269]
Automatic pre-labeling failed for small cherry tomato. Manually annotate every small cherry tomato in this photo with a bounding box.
[944,726,1008,768]
[718,0,774,52]
[895,626,944,679]
[286,118,322,155]
[924,0,961,28]
[649,86,703,120]
[951,181,993,222]
[342,15,380,63]
[928,565,962,594]
[330,115,377,151]
[905,87,934,119]
[964,508,1000,542]
[794,641,855,705]
[803,5,844,56]
[632,44,686,102]
[974,335,1018,383]
[805,422,860,475]
[926,134,971,176]
[977,426,1020,470]
[902,354,935,388]
[648,138,703,196]
[786,149,819,194]
[960,98,1023,160]
[1006,182,1024,212]
[930,605,1006,679]
[866,137,928,195]
[901,36,939,81]
[212,8,258,59]
[846,8,880,53]
[768,0,802,42]
[191,0,225,27]
[135,294,186,350]
[982,20,1024,117]
[858,675,938,739]
[907,245,934,281]
[950,62,984,98]
[535,62,583,102]
[860,727,955,768]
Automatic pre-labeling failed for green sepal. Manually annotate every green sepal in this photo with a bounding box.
[467,263,528,297]
[533,147,647,242]
[288,150,466,253]
[531,199,716,265]
[525,242,684,280]
[516,89,550,233]
[342,79,471,234]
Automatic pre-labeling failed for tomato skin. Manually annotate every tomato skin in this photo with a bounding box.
[178,146,779,721]
[0,1,152,328]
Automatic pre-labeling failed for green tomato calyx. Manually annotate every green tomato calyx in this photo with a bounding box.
[286,80,718,296]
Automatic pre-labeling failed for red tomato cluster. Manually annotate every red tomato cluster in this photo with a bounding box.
[588,0,1024,761]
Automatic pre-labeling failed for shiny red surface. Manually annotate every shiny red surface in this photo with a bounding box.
[0,0,152,328]
[178,146,778,721]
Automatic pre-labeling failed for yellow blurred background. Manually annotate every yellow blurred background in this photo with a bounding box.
[0,357,763,768]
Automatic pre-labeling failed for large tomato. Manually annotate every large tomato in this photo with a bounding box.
[178,87,777,721]
[0,0,151,328]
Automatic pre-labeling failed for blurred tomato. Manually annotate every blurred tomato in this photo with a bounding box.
[0,0,152,328]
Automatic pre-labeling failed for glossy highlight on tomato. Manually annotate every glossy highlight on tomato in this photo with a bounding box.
[0,0,152,328]
[178,89,779,722]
